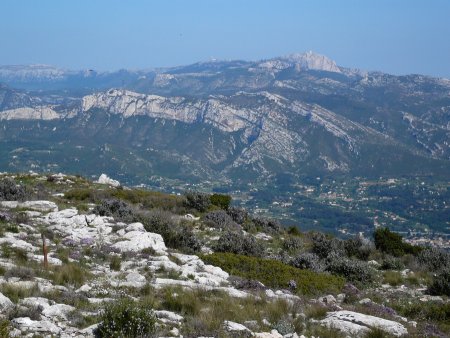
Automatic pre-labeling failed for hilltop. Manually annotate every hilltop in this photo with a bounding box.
[0,172,448,337]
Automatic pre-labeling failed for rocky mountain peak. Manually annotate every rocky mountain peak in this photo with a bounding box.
[280,51,341,73]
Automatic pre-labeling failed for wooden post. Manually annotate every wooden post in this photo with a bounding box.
[41,233,48,269]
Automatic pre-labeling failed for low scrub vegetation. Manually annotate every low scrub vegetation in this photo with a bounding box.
[96,297,156,338]
[202,252,345,295]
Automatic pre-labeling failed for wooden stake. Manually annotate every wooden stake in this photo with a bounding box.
[41,233,48,269]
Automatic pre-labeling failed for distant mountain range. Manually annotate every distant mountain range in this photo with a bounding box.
[0,52,449,186]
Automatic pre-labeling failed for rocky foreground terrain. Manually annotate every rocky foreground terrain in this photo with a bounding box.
[0,173,449,337]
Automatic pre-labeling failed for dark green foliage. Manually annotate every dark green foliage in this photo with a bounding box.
[0,178,28,201]
[344,236,373,260]
[204,210,238,230]
[393,300,450,323]
[282,237,303,254]
[0,319,10,338]
[290,253,324,273]
[184,191,211,212]
[373,227,422,257]
[97,298,156,338]
[202,252,345,295]
[418,247,450,272]
[287,226,301,236]
[140,209,202,253]
[210,193,232,210]
[252,216,282,234]
[64,188,94,201]
[326,257,376,285]
[109,255,121,271]
[227,206,249,225]
[93,199,134,222]
[311,232,344,259]
[214,231,264,257]
[428,267,450,296]
[381,255,404,270]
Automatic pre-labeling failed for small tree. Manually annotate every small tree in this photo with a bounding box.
[210,193,232,210]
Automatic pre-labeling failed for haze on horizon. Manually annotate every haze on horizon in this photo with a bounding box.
[1,0,449,78]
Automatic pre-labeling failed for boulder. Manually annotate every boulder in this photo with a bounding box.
[12,317,61,335]
[0,292,14,313]
[42,303,76,321]
[319,310,408,337]
[96,174,120,187]
[112,231,166,254]
[254,330,283,338]
[223,320,251,333]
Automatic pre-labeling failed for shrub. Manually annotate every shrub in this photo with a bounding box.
[428,267,450,296]
[344,236,374,260]
[383,271,403,286]
[140,210,202,253]
[418,247,450,272]
[0,178,28,201]
[51,263,89,287]
[311,232,344,259]
[252,217,282,234]
[202,252,345,295]
[97,298,156,338]
[287,226,301,236]
[204,210,238,230]
[184,191,211,212]
[282,237,303,254]
[210,193,232,210]
[227,207,249,225]
[214,231,264,257]
[326,257,376,285]
[381,255,404,270]
[64,188,94,201]
[109,255,121,271]
[291,253,324,273]
[93,199,134,222]
[373,227,422,257]
[0,319,10,338]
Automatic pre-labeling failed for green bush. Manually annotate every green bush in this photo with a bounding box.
[97,298,156,338]
[428,267,450,296]
[184,191,211,212]
[326,257,376,285]
[202,252,344,295]
[373,227,422,257]
[64,188,94,201]
[0,178,28,201]
[51,263,89,287]
[210,193,232,210]
[214,231,264,257]
[109,255,122,271]
[93,199,134,222]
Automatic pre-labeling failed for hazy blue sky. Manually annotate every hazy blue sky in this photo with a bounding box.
[1,0,449,77]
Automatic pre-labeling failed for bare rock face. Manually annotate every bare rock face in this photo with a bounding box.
[95,173,120,187]
[0,292,14,313]
[319,310,408,337]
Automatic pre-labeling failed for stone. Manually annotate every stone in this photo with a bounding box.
[121,272,146,288]
[42,303,76,321]
[223,320,251,332]
[96,173,120,187]
[125,222,145,232]
[320,295,336,304]
[254,330,283,338]
[21,200,58,212]
[12,317,61,335]
[112,231,167,254]
[0,292,14,313]
[155,310,184,323]
[19,297,51,310]
[319,310,408,337]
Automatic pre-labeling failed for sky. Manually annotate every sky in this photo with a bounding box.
[1,0,450,78]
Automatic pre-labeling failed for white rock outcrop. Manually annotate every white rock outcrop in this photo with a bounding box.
[95,173,120,187]
[112,230,167,254]
[0,292,14,313]
[319,310,408,337]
